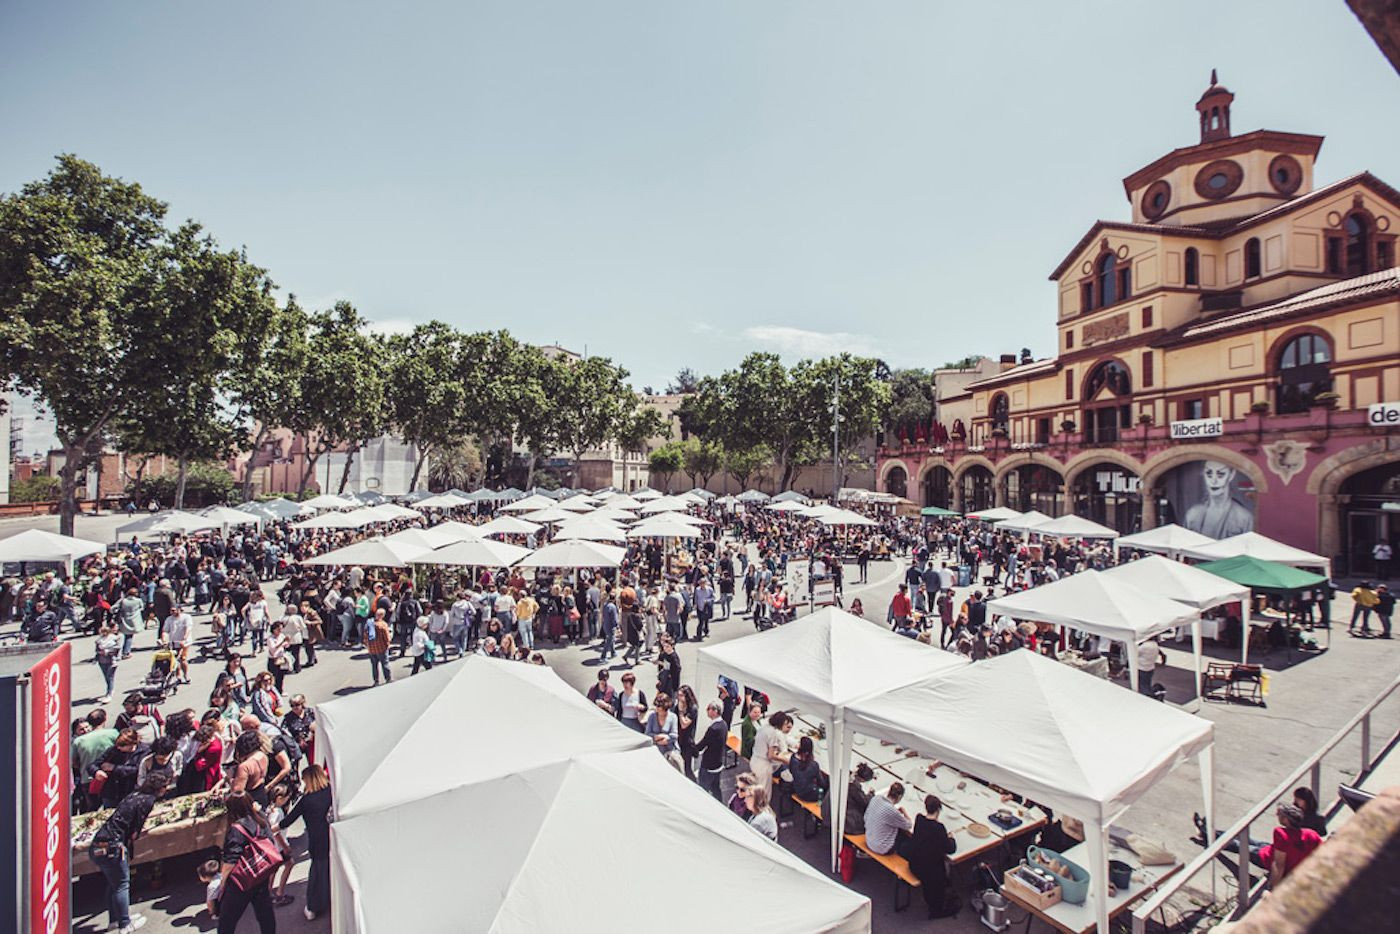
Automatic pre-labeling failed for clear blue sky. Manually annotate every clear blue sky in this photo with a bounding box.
[3,0,1397,404]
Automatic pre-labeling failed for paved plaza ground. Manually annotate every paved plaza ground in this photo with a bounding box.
[4,512,1397,933]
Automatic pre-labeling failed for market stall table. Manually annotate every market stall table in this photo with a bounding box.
[998,836,1183,934]
[71,791,226,876]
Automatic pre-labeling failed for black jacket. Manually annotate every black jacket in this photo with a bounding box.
[693,719,728,771]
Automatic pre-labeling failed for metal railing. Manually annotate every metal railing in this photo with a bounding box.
[1131,674,1400,934]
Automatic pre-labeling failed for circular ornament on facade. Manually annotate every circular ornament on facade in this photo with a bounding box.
[1116,245,1130,260]
[1082,261,1093,275]
[1141,180,1172,220]
[1267,154,1302,196]
[1194,160,1243,200]
[1377,215,1391,232]
[1326,211,1343,228]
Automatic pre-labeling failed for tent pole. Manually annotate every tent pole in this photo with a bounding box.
[828,716,848,872]
[1241,589,1252,667]
[1191,618,1204,712]
[1087,819,1110,934]
[1127,641,1140,696]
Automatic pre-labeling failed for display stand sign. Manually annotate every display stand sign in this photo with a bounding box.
[1,641,72,934]
[812,579,837,607]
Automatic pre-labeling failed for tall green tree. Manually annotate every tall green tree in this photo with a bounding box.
[0,155,167,534]
[114,222,276,507]
[648,442,685,492]
[682,437,723,489]
[550,355,634,486]
[797,353,892,492]
[232,297,309,501]
[615,402,669,456]
[287,303,386,494]
[883,367,934,438]
[385,321,471,490]
[723,444,770,492]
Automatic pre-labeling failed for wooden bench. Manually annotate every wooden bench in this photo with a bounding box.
[793,796,822,839]
[845,833,920,912]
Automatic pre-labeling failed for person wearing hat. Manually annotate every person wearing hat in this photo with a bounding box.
[1349,581,1379,636]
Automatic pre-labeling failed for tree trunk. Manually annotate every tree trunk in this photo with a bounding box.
[241,425,270,502]
[524,452,538,491]
[408,443,428,491]
[58,441,81,537]
[174,452,190,510]
[299,453,321,496]
[337,445,359,494]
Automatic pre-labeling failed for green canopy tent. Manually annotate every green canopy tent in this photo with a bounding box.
[920,506,960,518]
[1197,556,1329,663]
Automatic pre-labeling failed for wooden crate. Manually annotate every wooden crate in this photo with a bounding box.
[1002,868,1063,911]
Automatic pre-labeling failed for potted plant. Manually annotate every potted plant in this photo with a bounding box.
[1249,400,1271,415]
[1309,391,1341,410]
[1137,412,1154,426]
[1059,419,1076,434]
[990,426,1009,439]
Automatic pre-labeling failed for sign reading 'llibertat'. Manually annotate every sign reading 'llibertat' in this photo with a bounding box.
[1368,402,1400,427]
[1170,417,1224,440]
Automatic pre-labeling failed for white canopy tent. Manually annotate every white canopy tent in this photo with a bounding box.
[736,490,770,503]
[599,493,643,510]
[630,487,663,500]
[515,539,626,569]
[966,506,1021,522]
[500,493,557,513]
[427,520,486,542]
[239,498,310,520]
[639,495,689,514]
[201,505,262,533]
[293,512,369,531]
[986,570,1201,700]
[814,508,877,527]
[0,529,105,574]
[380,527,464,552]
[323,663,869,934]
[301,494,358,511]
[476,516,543,538]
[331,748,871,934]
[1032,513,1121,539]
[115,510,214,540]
[1102,555,1251,612]
[302,537,431,568]
[413,493,470,510]
[585,506,638,524]
[556,496,596,512]
[846,651,1212,934]
[1179,531,1331,576]
[416,538,533,569]
[766,500,807,513]
[365,503,423,521]
[520,506,577,524]
[696,607,968,866]
[1115,523,1215,559]
[551,518,629,542]
[318,657,651,819]
[627,516,702,539]
[995,509,1052,534]
[771,490,811,504]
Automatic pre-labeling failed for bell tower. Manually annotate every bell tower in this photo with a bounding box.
[1196,69,1234,143]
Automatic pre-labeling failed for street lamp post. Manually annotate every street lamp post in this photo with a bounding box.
[830,373,843,504]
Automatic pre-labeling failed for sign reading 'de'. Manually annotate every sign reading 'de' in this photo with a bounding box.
[1170,417,1224,440]
[1367,402,1400,427]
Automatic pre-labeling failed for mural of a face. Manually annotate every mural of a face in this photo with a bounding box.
[1201,460,1236,499]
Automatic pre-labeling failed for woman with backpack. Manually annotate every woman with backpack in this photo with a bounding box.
[216,791,280,933]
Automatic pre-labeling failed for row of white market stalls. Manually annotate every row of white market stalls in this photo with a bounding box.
[318,656,871,933]
[698,607,1214,934]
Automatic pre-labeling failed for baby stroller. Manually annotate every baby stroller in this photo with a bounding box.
[140,649,180,703]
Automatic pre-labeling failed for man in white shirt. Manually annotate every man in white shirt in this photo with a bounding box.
[450,591,474,655]
[284,610,308,672]
[161,608,194,684]
[1136,637,1161,697]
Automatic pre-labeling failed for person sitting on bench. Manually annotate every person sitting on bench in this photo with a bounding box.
[863,782,914,856]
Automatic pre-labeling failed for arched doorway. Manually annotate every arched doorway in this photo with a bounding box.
[1071,462,1142,534]
[922,465,953,509]
[1002,464,1064,516]
[1340,462,1400,576]
[959,465,995,514]
[1153,458,1257,539]
[885,465,908,499]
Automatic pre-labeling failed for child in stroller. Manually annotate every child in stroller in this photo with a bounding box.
[141,649,181,704]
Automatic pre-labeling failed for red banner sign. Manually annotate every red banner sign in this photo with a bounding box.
[29,642,70,934]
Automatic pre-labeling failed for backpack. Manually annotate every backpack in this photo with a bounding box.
[227,822,284,891]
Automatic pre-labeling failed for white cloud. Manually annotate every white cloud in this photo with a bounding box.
[741,325,884,360]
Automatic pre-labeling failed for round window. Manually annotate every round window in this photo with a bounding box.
[1208,173,1229,190]
[1194,160,1243,199]
[1274,167,1289,185]
[1152,192,1166,209]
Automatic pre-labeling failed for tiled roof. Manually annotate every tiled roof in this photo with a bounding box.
[1047,172,1400,281]
[965,358,1058,391]
[1171,267,1400,342]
